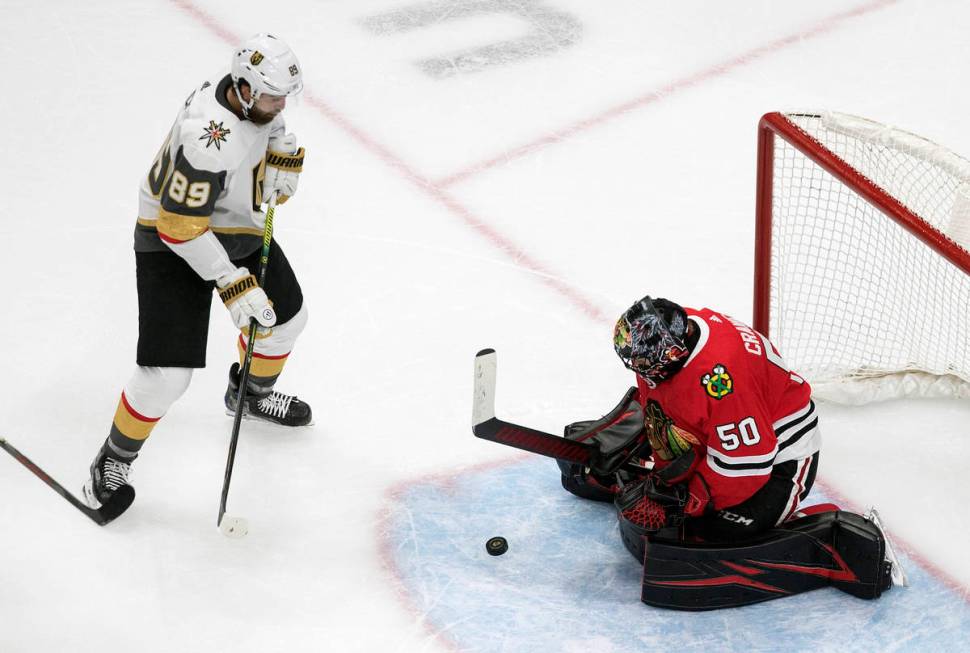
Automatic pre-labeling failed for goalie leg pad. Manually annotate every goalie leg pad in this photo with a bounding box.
[639,511,893,611]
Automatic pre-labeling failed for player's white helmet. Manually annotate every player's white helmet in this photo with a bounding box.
[231,34,303,117]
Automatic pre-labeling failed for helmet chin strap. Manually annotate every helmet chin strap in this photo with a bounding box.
[232,81,256,118]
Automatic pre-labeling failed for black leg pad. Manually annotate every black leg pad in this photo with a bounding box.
[638,511,893,610]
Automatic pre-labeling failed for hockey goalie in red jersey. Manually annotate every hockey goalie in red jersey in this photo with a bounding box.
[554,295,901,609]
[561,295,821,541]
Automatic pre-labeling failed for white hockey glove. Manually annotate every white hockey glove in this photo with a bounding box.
[263,133,305,205]
[217,267,277,329]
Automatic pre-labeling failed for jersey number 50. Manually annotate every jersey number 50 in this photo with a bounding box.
[716,417,761,450]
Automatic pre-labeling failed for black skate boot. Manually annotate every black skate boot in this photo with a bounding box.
[82,441,136,510]
[224,363,313,427]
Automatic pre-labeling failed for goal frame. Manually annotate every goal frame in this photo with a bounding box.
[752,111,970,402]
[753,111,970,336]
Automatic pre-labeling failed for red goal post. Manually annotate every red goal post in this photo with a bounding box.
[753,111,970,404]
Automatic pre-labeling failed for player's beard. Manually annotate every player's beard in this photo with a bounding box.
[248,106,280,126]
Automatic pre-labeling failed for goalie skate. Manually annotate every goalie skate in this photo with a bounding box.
[864,507,909,587]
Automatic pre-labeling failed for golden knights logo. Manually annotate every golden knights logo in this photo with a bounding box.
[702,364,733,400]
[250,51,264,66]
[199,120,231,150]
[643,400,701,461]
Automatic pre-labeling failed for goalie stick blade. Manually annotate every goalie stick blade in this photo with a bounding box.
[472,349,497,427]
[0,437,134,526]
[470,348,596,466]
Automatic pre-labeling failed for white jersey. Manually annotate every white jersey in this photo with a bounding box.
[135,71,283,259]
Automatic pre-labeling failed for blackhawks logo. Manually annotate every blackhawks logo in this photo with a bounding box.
[702,364,733,400]
[199,120,231,150]
[643,400,701,461]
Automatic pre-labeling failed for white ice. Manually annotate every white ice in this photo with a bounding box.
[1,1,969,651]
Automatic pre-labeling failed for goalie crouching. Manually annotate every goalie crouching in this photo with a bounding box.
[557,295,902,610]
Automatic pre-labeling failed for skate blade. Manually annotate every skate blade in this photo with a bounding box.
[865,507,909,587]
[224,409,315,427]
[219,515,249,538]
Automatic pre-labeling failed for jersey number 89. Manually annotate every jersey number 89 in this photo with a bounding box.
[168,170,211,208]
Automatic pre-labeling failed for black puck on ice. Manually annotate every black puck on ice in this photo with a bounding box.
[486,536,508,556]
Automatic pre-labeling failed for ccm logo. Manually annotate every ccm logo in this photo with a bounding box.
[719,510,754,526]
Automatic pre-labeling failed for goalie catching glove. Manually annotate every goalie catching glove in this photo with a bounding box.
[263,133,304,204]
[217,267,276,329]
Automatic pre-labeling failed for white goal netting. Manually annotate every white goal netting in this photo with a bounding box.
[763,111,970,404]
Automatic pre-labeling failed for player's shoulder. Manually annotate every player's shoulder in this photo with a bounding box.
[680,308,760,402]
[174,72,250,170]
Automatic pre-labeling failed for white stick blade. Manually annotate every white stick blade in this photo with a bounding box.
[472,349,497,427]
[219,516,250,539]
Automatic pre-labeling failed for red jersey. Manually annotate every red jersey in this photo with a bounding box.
[636,307,820,510]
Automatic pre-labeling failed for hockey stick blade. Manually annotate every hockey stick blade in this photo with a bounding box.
[218,514,250,539]
[0,437,135,526]
[472,349,596,466]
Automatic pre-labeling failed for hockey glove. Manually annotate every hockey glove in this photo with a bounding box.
[683,474,711,518]
[217,267,276,329]
[263,133,304,205]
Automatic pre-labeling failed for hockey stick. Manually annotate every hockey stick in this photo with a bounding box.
[0,437,134,525]
[472,349,598,466]
[217,192,278,538]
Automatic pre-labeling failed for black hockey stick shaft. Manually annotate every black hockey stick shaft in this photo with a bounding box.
[472,349,597,466]
[218,193,277,528]
[0,437,133,525]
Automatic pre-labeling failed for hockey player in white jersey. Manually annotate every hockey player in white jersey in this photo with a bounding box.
[83,34,312,512]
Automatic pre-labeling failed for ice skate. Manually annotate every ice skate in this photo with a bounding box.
[224,363,313,427]
[82,441,136,510]
[864,507,909,587]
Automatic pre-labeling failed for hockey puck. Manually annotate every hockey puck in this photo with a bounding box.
[486,536,508,556]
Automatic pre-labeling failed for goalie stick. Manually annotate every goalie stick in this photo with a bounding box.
[472,348,599,466]
[0,437,134,526]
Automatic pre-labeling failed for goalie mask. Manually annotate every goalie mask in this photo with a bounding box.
[613,296,690,388]
[231,34,303,118]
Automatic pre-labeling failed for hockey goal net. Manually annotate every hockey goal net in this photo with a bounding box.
[754,111,970,404]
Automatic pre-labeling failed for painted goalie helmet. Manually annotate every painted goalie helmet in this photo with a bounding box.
[231,33,304,117]
[613,296,691,387]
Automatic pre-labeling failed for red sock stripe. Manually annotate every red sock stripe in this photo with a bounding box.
[237,334,291,359]
[120,391,161,423]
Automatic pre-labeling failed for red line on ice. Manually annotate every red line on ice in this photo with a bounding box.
[434,0,900,188]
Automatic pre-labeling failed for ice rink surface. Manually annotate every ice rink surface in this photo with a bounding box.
[2,1,969,651]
